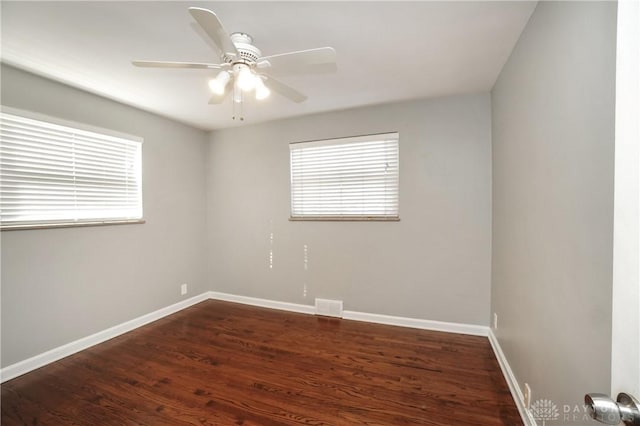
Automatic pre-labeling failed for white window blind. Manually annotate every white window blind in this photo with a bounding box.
[290,132,399,220]
[0,109,143,229]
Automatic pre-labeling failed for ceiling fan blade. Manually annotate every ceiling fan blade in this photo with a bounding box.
[257,47,336,77]
[132,60,225,69]
[188,7,238,59]
[262,76,307,103]
[208,91,227,105]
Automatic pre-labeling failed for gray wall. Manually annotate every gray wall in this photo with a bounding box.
[206,94,492,325]
[491,0,617,415]
[0,65,209,367]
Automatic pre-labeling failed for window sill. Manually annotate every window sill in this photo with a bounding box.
[0,219,146,231]
[289,216,400,222]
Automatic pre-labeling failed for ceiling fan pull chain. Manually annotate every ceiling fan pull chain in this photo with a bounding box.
[232,82,246,120]
[232,85,238,120]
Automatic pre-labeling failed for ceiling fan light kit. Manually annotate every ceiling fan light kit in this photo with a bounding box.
[132,7,336,121]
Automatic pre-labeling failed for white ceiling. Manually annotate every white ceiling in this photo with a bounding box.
[1,1,536,131]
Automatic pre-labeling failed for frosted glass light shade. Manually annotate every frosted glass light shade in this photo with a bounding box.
[208,71,230,95]
[255,77,270,100]
[236,65,257,92]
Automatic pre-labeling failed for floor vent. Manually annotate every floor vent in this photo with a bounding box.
[315,298,343,318]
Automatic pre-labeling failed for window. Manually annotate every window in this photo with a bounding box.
[0,107,143,229]
[290,132,399,220]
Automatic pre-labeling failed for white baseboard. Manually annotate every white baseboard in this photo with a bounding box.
[488,329,537,426]
[208,291,316,315]
[208,291,489,336]
[343,310,489,336]
[0,292,210,383]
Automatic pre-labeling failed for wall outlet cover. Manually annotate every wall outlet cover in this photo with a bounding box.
[524,383,531,409]
[181,283,188,296]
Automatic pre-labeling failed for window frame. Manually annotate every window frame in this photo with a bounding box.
[289,132,400,222]
[0,106,145,231]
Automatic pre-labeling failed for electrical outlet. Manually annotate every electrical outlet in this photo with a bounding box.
[493,313,498,329]
[180,283,188,296]
[524,383,531,409]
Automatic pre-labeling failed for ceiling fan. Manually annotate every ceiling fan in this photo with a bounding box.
[133,7,337,118]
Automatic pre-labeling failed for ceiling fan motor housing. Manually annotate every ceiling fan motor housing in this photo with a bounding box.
[226,33,262,64]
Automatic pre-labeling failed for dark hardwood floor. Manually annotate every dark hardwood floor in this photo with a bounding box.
[1,300,522,425]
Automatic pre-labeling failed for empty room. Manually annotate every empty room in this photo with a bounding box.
[1,1,638,425]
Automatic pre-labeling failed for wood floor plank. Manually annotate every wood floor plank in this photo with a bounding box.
[1,300,522,425]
